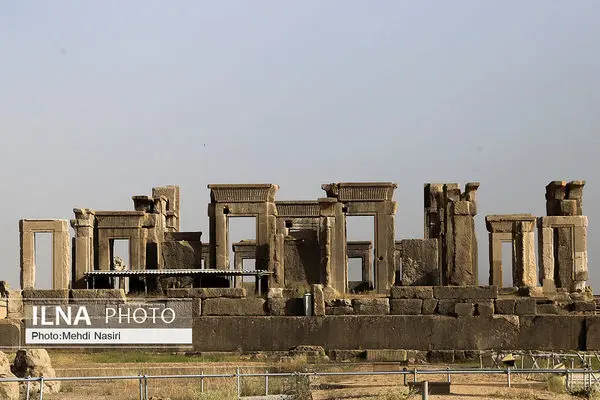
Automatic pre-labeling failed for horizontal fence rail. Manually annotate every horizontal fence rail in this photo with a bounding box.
[1,367,599,400]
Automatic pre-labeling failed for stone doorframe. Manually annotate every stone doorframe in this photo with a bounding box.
[538,216,588,291]
[19,219,71,290]
[347,241,373,285]
[322,182,397,294]
[208,184,279,288]
[485,214,537,287]
[232,240,255,288]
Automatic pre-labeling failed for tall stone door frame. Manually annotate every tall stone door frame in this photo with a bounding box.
[19,219,71,290]
[322,182,398,294]
[208,184,279,288]
[485,215,537,288]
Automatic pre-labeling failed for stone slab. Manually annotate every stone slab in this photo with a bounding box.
[455,303,474,317]
[475,301,494,317]
[514,298,536,315]
[422,299,438,314]
[267,298,303,316]
[390,286,433,299]
[352,298,390,315]
[390,299,422,315]
[202,298,266,316]
[0,320,21,348]
[70,289,126,303]
[166,288,246,299]
[400,239,439,286]
[433,286,498,300]
[495,299,515,315]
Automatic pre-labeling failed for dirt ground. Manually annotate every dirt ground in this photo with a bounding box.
[26,354,584,400]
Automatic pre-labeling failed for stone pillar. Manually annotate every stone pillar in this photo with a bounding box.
[488,233,503,287]
[333,201,347,293]
[208,203,229,269]
[319,199,339,291]
[233,251,243,288]
[573,223,588,291]
[52,221,71,290]
[71,209,95,289]
[19,222,35,290]
[449,201,477,285]
[538,223,555,287]
[257,201,279,288]
[362,251,373,284]
[513,220,536,287]
[374,201,397,293]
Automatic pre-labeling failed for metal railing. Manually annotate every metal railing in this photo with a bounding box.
[1,367,599,400]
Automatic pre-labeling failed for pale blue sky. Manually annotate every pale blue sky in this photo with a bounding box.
[1,1,599,289]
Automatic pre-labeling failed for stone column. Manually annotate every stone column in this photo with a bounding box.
[333,201,347,293]
[233,250,243,288]
[374,201,396,293]
[555,227,573,289]
[449,201,477,285]
[208,203,229,269]
[319,199,337,291]
[363,251,373,284]
[52,220,71,290]
[71,210,95,289]
[19,221,35,290]
[488,233,503,287]
[537,220,554,287]
[573,219,588,291]
[513,220,536,287]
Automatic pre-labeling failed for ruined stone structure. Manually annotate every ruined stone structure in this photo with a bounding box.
[1,179,597,352]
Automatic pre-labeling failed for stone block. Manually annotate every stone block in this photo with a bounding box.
[437,300,458,316]
[0,303,6,319]
[6,291,23,318]
[268,298,303,316]
[202,298,266,316]
[494,299,515,315]
[390,299,422,315]
[427,350,454,363]
[390,286,433,299]
[166,288,246,299]
[70,289,126,303]
[22,289,69,305]
[352,298,390,315]
[400,239,439,285]
[571,301,596,312]
[586,316,600,350]
[514,298,536,315]
[366,349,407,362]
[0,320,21,347]
[434,286,497,300]
[267,288,284,298]
[422,299,438,314]
[325,306,354,315]
[475,301,494,317]
[311,284,325,316]
[536,303,566,315]
[455,302,474,317]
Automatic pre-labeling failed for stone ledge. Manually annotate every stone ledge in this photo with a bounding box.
[166,288,246,299]
[433,286,498,300]
[390,286,433,299]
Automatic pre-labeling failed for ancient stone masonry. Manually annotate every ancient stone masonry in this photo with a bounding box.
[208,184,279,289]
[424,182,479,285]
[70,186,183,289]
[6,179,598,352]
[19,219,70,290]
[539,181,588,292]
[485,215,537,288]
[322,182,398,293]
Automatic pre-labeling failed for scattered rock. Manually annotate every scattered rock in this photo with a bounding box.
[12,349,61,394]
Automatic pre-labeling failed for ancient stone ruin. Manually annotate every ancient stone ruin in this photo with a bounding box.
[1,180,598,352]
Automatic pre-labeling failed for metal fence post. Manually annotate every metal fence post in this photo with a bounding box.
[144,375,149,400]
[138,375,143,400]
[422,381,429,400]
[38,377,44,400]
[25,376,31,400]
[403,368,407,386]
[236,368,241,399]
[446,367,450,383]
[200,370,204,393]
[265,370,269,395]
[507,368,511,388]
[413,367,417,383]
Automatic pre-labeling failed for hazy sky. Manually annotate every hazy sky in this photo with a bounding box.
[1,1,599,289]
